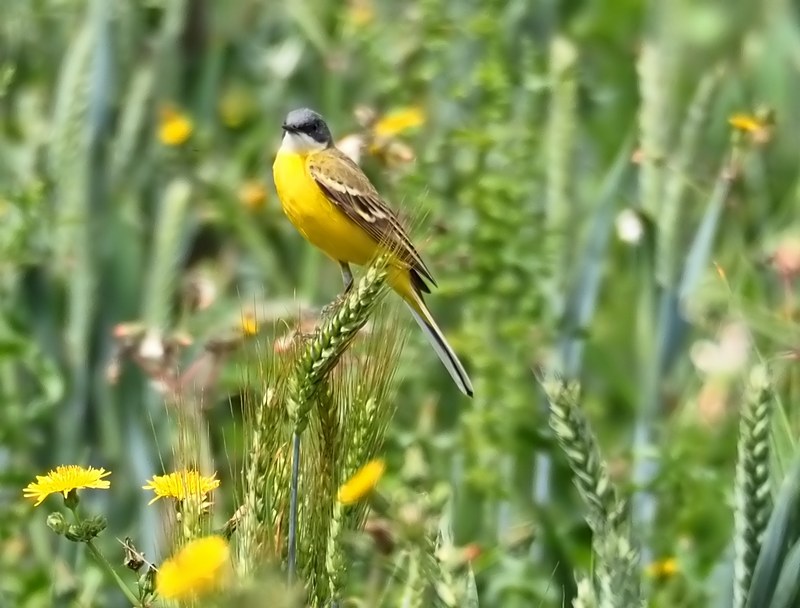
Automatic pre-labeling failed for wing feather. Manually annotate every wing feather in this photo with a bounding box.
[307,149,436,289]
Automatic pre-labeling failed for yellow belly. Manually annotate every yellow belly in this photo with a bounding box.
[273,150,377,266]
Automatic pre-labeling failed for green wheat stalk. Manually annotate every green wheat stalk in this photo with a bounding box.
[573,578,598,608]
[636,33,673,217]
[304,382,337,604]
[305,303,405,603]
[286,257,389,585]
[240,388,276,575]
[540,372,641,605]
[545,35,578,297]
[594,533,644,608]
[238,338,293,577]
[50,20,91,274]
[110,65,155,183]
[287,257,389,433]
[433,510,475,607]
[540,373,627,534]
[400,548,427,608]
[142,178,193,332]
[733,364,774,608]
[48,13,95,461]
[325,500,346,601]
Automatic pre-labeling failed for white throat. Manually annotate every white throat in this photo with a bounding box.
[280,131,328,153]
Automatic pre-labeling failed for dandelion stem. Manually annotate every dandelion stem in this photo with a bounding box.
[86,540,143,607]
[67,505,142,607]
[287,430,301,586]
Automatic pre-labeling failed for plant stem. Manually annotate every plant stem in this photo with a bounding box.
[288,430,301,586]
[86,540,143,607]
[68,505,142,607]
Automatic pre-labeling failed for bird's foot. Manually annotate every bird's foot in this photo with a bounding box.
[321,290,350,319]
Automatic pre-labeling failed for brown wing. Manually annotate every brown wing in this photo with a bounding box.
[307,148,436,290]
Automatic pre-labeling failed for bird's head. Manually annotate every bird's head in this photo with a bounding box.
[280,108,333,152]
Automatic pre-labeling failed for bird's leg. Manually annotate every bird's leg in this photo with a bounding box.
[339,261,354,294]
[322,262,356,319]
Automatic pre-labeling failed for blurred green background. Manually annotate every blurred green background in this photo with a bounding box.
[2,0,800,606]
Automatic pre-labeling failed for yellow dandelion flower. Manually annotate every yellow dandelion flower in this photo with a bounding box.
[240,313,259,336]
[728,109,774,144]
[645,556,679,579]
[156,535,230,600]
[23,465,111,507]
[142,470,220,505]
[338,459,385,505]
[372,107,425,138]
[238,180,268,211]
[158,105,193,146]
[728,113,763,133]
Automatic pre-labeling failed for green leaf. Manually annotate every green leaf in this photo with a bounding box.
[746,458,800,608]
[464,566,480,608]
[769,538,800,608]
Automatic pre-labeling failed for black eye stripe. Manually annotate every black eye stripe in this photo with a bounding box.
[285,115,330,144]
[299,121,319,133]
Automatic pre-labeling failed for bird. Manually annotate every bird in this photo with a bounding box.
[272,107,473,397]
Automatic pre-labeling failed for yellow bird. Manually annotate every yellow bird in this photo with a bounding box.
[273,108,473,397]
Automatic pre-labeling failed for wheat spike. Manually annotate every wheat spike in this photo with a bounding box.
[288,258,388,433]
[733,364,774,608]
[540,374,627,534]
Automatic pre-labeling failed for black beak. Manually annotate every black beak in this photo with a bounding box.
[282,123,296,133]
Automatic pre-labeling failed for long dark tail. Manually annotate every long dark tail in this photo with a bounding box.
[405,299,474,397]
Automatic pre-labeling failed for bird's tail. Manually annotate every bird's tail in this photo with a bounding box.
[404,296,474,398]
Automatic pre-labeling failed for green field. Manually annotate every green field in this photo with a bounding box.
[2,1,800,606]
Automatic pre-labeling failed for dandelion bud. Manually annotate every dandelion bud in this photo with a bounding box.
[65,525,82,542]
[46,512,68,536]
[84,515,108,538]
[66,515,108,542]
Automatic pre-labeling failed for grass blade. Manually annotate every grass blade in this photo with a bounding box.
[287,430,301,585]
[657,66,723,287]
[768,538,800,608]
[746,458,800,608]
[558,132,635,376]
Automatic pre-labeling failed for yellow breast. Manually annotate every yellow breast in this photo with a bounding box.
[272,150,378,266]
